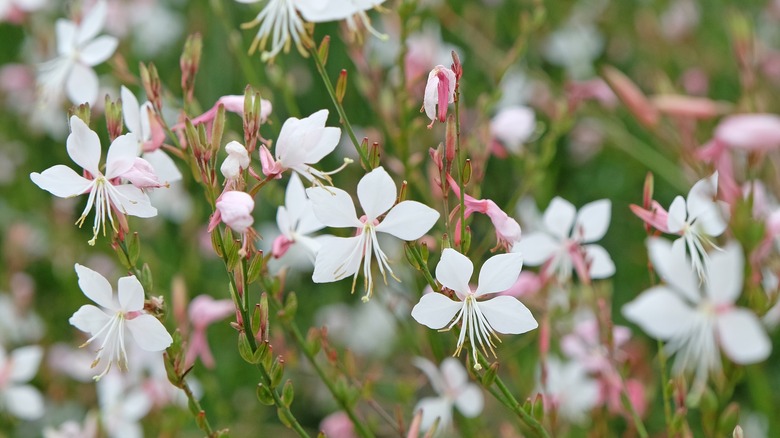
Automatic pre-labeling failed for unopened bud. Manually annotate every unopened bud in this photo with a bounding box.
[451,50,462,80]
[336,69,348,104]
[139,62,162,112]
[317,36,330,66]
[105,95,123,141]
[180,33,203,104]
[602,65,659,128]
[69,103,91,126]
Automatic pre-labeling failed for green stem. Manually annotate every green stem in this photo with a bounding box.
[307,45,371,169]
[657,340,674,436]
[453,77,466,253]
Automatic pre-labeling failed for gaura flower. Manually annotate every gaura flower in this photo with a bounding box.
[423,65,456,128]
[535,356,600,424]
[69,264,173,381]
[220,140,251,182]
[514,197,614,284]
[411,249,538,369]
[184,295,235,369]
[259,109,345,184]
[0,345,44,420]
[210,191,255,234]
[622,238,770,394]
[490,105,536,154]
[38,0,118,105]
[272,172,324,259]
[412,357,483,432]
[237,0,386,61]
[30,116,157,246]
[307,166,439,300]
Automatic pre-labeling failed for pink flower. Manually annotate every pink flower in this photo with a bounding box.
[714,113,780,151]
[319,412,356,438]
[190,94,272,128]
[209,191,255,234]
[184,295,235,369]
[423,65,456,128]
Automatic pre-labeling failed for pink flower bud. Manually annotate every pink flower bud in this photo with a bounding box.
[651,95,729,119]
[602,66,659,128]
[271,235,293,258]
[714,113,780,151]
[214,191,254,233]
[423,65,456,128]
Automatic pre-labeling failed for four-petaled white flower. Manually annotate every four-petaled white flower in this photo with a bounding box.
[121,86,181,185]
[69,264,173,381]
[30,116,157,246]
[272,172,324,259]
[236,0,385,61]
[0,345,44,420]
[307,166,439,300]
[514,197,614,284]
[259,109,345,184]
[622,238,770,394]
[38,0,118,105]
[411,248,538,368]
[412,357,483,432]
[666,172,728,280]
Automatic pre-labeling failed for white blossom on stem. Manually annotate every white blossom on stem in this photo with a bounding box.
[69,264,173,381]
[412,357,483,432]
[411,249,538,369]
[0,345,44,420]
[272,172,324,259]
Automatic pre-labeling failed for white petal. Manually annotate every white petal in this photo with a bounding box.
[4,386,44,420]
[716,308,771,364]
[67,115,101,174]
[77,0,107,45]
[412,357,446,394]
[543,197,576,239]
[30,165,93,198]
[621,286,695,340]
[79,35,118,66]
[306,187,361,228]
[121,86,142,135]
[117,276,145,312]
[411,293,463,329]
[66,63,99,105]
[648,237,699,303]
[423,71,439,120]
[475,252,524,296]
[303,127,341,164]
[69,304,112,335]
[106,133,140,178]
[416,396,453,431]
[375,201,439,240]
[109,184,157,218]
[454,384,484,418]
[284,172,308,221]
[694,204,727,237]
[440,357,468,389]
[583,244,615,279]
[75,263,116,309]
[312,236,364,282]
[8,346,43,383]
[143,150,182,183]
[667,196,687,233]
[435,248,473,296]
[705,241,743,305]
[357,167,396,220]
[513,232,558,266]
[574,199,610,242]
[126,314,172,351]
[56,19,76,56]
[478,296,538,334]
[687,172,718,220]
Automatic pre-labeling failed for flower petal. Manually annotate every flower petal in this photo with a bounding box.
[686,172,718,220]
[8,346,43,383]
[475,252,523,296]
[285,172,308,222]
[67,115,101,174]
[66,63,99,105]
[4,385,44,420]
[667,196,687,233]
[121,85,142,135]
[76,0,107,45]
[512,232,558,266]
[306,186,361,228]
[454,384,484,418]
[583,244,615,279]
[440,357,468,388]
[435,248,473,297]
[75,263,116,309]
[108,184,157,218]
[56,19,76,55]
[357,167,396,220]
[117,275,145,312]
[415,396,453,432]
[543,197,576,239]
[143,150,182,183]
[717,308,771,364]
[412,357,445,394]
[705,241,743,305]
[648,237,699,303]
[478,296,538,334]
[312,235,364,283]
[106,133,140,178]
[69,304,112,335]
[30,165,93,198]
[574,199,610,242]
[126,314,173,351]
[375,201,439,240]
[621,286,695,340]
[80,35,118,66]
[411,292,463,330]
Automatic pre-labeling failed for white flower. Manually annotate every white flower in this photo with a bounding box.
[38,0,118,105]
[272,172,324,259]
[412,357,483,432]
[0,345,44,420]
[259,109,343,184]
[121,86,181,185]
[30,116,157,246]
[237,0,385,61]
[490,105,536,153]
[536,356,599,424]
[220,140,251,181]
[666,172,728,280]
[622,238,771,393]
[514,197,614,283]
[96,371,151,438]
[69,264,173,381]
[307,166,439,299]
[411,249,538,368]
